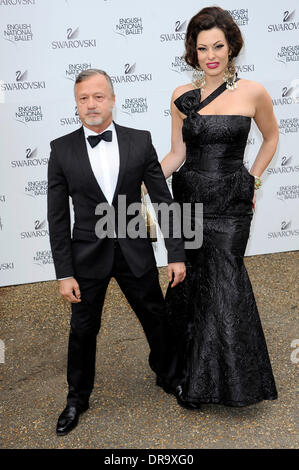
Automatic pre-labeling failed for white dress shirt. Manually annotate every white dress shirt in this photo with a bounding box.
[84,122,119,205]
[59,122,120,280]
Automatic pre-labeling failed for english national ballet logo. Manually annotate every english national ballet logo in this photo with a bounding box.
[3,23,33,42]
[272,81,299,106]
[110,63,152,85]
[24,180,47,198]
[268,10,299,32]
[170,56,193,74]
[114,17,143,37]
[226,9,249,26]
[121,97,148,115]
[267,155,299,175]
[276,184,299,201]
[65,63,92,81]
[51,27,96,49]
[15,104,43,124]
[20,219,49,239]
[160,20,186,42]
[279,117,299,134]
[10,147,49,168]
[1,70,46,92]
[33,250,53,267]
[276,44,299,64]
[60,106,81,126]
[268,220,299,239]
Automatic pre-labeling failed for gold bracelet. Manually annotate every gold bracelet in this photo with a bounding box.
[253,175,262,190]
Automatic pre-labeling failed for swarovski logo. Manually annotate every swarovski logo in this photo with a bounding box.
[51,27,96,49]
[268,10,299,32]
[160,20,186,42]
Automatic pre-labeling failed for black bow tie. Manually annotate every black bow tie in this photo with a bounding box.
[87,130,112,148]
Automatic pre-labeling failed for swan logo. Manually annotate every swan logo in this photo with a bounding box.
[20,219,49,239]
[115,17,143,36]
[276,184,299,201]
[268,10,299,32]
[272,81,299,106]
[226,9,249,26]
[24,180,48,197]
[160,20,186,42]
[3,23,32,42]
[33,250,53,266]
[276,44,299,64]
[121,97,148,115]
[51,27,96,49]
[60,106,81,126]
[267,155,299,175]
[268,220,299,239]
[111,63,152,85]
[170,56,193,73]
[10,148,49,168]
[65,63,92,81]
[1,70,46,91]
[15,104,43,124]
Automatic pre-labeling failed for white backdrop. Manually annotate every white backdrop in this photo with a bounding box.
[0,0,298,286]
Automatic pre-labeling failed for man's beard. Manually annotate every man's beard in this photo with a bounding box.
[85,115,103,126]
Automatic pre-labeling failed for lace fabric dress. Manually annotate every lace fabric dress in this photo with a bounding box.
[164,82,278,407]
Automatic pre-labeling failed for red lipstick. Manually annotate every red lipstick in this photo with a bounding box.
[206,62,219,69]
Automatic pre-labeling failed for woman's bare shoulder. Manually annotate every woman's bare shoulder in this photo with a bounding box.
[238,78,268,97]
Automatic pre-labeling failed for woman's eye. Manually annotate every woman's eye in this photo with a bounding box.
[197,47,206,51]
[216,44,224,49]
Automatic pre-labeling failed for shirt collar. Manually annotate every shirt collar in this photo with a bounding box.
[83,121,115,139]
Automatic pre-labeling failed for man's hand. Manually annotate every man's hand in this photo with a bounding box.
[167,262,186,288]
[59,277,81,303]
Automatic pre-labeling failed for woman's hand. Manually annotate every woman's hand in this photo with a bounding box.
[252,189,257,210]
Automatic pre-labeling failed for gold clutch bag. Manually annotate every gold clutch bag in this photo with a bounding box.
[141,185,157,243]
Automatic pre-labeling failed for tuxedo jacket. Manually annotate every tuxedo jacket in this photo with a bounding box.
[47,123,185,279]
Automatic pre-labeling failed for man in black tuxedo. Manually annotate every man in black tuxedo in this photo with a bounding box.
[47,69,186,436]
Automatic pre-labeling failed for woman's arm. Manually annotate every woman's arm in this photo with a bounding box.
[160,89,187,179]
[250,83,279,177]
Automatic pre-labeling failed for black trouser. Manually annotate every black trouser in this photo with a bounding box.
[66,241,171,408]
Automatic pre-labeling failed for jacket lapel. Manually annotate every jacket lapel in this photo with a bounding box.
[112,122,130,205]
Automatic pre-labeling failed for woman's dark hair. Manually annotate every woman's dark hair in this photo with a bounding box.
[185,6,243,68]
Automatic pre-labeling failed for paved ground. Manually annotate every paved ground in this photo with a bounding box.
[0,251,298,449]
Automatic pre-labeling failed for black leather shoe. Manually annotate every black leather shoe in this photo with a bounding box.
[175,385,201,410]
[56,404,89,436]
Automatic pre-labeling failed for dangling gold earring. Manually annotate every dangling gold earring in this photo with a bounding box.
[223,56,237,90]
[192,65,206,90]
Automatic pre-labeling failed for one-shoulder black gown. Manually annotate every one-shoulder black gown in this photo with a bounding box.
[164,83,278,407]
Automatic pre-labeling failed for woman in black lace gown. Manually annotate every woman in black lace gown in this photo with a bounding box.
[159,7,278,408]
